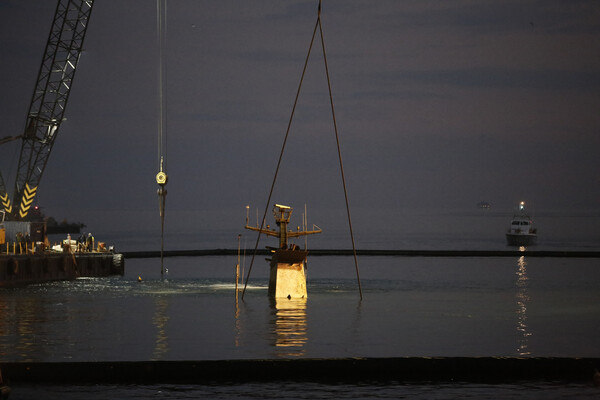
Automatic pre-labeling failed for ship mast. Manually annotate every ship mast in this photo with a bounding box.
[245,204,322,249]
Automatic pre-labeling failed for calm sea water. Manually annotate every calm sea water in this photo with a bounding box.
[2,209,600,398]
[2,255,599,362]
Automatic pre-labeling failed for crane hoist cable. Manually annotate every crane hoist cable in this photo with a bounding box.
[156,0,168,277]
[242,0,362,300]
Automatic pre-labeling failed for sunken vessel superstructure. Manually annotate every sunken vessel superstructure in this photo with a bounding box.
[245,204,321,299]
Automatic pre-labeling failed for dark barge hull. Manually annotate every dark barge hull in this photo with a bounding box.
[0,252,124,288]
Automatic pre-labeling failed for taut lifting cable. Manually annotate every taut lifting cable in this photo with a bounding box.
[242,0,362,299]
[156,0,168,277]
[318,4,362,299]
[157,0,168,172]
[241,8,319,299]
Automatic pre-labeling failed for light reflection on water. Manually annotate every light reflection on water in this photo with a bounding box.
[515,255,531,356]
[151,296,169,360]
[269,298,307,357]
[1,256,600,362]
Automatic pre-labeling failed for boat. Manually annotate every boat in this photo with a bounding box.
[506,201,537,246]
[245,204,321,299]
[477,201,491,209]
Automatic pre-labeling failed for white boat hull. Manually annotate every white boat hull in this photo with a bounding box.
[506,233,537,246]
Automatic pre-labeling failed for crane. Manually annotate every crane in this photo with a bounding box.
[0,0,94,221]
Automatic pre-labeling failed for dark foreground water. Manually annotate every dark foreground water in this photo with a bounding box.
[2,254,600,398]
[10,380,600,399]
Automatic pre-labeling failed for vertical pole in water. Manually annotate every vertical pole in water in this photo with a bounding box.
[236,234,241,298]
[304,203,308,249]
[304,204,308,271]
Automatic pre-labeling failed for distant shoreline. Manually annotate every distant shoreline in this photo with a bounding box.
[122,249,600,258]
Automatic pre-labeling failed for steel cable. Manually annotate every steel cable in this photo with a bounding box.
[242,0,362,299]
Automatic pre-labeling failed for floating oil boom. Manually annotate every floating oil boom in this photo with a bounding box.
[245,204,321,299]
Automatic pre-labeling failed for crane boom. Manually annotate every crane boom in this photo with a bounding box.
[6,0,94,220]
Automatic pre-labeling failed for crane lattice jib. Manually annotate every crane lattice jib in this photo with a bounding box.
[10,0,94,220]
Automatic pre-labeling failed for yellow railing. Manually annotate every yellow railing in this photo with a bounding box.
[2,241,37,255]
[1,241,102,255]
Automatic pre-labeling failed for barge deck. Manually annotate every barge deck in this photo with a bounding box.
[0,252,124,288]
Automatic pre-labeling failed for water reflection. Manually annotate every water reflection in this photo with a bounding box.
[0,295,46,362]
[151,296,170,360]
[515,255,532,355]
[269,297,308,357]
[234,293,242,348]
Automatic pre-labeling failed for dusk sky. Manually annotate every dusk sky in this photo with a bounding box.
[1,1,599,243]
